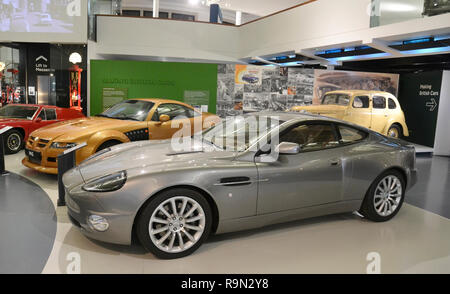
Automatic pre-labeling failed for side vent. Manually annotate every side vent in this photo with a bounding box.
[124,128,149,142]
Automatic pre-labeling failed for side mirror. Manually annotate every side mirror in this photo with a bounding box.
[35,117,42,123]
[159,114,170,123]
[275,142,300,155]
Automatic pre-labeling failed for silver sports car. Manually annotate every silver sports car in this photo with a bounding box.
[63,112,417,259]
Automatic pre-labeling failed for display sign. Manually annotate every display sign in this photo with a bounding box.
[102,88,128,111]
[398,71,443,147]
[183,90,210,112]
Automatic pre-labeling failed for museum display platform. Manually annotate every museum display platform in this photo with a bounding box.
[0,171,56,274]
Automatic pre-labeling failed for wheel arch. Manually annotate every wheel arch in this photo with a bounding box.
[9,127,25,138]
[132,184,220,242]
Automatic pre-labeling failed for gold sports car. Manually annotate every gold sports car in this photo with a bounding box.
[291,90,409,138]
[23,98,221,174]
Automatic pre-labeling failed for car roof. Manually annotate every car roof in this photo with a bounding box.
[248,111,338,123]
[326,90,396,96]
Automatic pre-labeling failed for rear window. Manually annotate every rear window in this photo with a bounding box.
[388,98,397,109]
[338,125,367,143]
[373,96,386,109]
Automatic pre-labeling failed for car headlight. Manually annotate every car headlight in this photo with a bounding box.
[51,142,78,149]
[82,171,127,192]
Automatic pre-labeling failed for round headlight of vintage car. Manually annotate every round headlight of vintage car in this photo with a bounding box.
[51,142,78,149]
[82,171,127,192]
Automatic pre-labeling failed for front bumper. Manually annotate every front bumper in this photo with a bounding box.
[22,157,58,174]
[64,170,135,245]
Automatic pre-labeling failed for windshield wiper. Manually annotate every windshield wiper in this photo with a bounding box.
[110,116,140,121]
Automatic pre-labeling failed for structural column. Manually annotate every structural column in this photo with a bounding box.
[153,0,160,18]
[236,11,242,25]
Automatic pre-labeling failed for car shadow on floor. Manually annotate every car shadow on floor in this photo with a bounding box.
[60,211,362,260]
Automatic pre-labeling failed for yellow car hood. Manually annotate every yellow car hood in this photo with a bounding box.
[30,117,141,142]
[291,105,347,119]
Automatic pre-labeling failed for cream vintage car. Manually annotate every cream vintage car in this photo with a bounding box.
[291,90,409,138]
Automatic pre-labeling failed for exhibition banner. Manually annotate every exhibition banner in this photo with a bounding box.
[90,60,217,116]
[313,70,399,105]
[235,65,263,86]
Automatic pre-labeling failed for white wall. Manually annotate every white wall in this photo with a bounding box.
[239,0,372,58]
[94,15,241,62]
[433,70,450,156]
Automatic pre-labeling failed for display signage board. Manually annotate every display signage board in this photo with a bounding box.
[398,71,443,147]
[183,90,210,112]
[102,88,128,111]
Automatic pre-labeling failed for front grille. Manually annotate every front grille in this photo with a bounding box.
[47,157,56,162]
[25,149,42,164]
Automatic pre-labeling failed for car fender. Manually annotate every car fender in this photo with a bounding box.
[79,130,130,161]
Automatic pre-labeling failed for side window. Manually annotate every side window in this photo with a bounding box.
[388,98,397,109]
[45,109,57,120]
[154,104,193,121]
[373,96,386,109]
[338,125,367,144]
[352,96,370,108]
[280,123,339,152]
[37,109,46,120]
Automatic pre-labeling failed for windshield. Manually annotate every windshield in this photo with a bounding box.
[99,100,155,121]
[201,115,281,151]
[0,105,39,120]
[321,93,350,106]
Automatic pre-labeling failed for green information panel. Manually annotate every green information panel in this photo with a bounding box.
[102,88,128,111]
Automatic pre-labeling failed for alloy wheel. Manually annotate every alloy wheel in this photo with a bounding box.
[373,175,402,217]
[149,196,206,253]
[7,133,21,152]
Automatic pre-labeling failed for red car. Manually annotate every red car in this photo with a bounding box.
[0,104,85,154]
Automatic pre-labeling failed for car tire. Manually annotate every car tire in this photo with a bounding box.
[359,170,406,222]
[3,129,23,154]
[96,140,121,152]
[387,125,402,138]
[136,188,212,259]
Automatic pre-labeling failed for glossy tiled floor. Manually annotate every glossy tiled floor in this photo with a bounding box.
[2,151,450,274]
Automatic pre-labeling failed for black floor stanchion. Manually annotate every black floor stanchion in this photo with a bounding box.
[0,126,13,175]
[57,143,87,206]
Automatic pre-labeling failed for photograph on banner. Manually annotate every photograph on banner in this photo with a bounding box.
[313,69,399,104]
[235,65,263,86]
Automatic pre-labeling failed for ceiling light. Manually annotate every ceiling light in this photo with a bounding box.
[380,3,419,12]
[189,0,200,5]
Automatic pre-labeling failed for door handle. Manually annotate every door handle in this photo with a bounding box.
[330,159,341,166]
